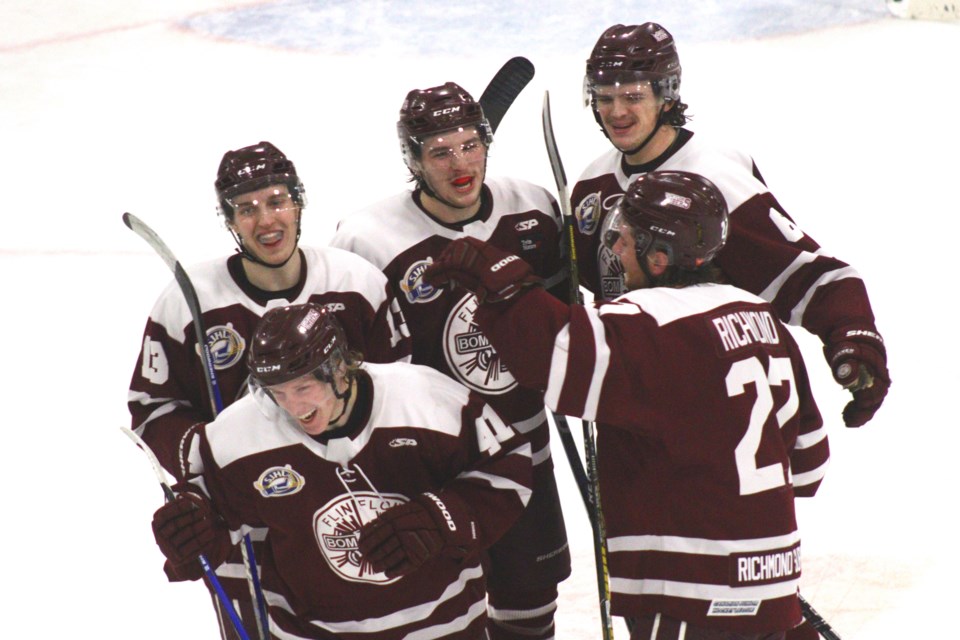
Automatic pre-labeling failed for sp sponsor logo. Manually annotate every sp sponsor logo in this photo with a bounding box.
[254,465,305,498]
[388,438,417,448]
[514,219,539,232]
[313,491,407,584]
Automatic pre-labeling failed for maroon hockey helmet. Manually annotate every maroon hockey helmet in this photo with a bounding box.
[602,171,728,270]
[585,23,681,103]
[397,82,493,171]
[248,303,348,388]
[215,141,306,220]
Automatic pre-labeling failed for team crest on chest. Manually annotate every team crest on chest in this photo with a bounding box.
[400,258,442,304]
[197,323,246,370]
[254,465,305,497]
[575,191,602,235]
[313,491,407,584]
[443,294,517,395]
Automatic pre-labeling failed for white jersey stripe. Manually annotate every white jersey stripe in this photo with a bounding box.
[607,530,800,556]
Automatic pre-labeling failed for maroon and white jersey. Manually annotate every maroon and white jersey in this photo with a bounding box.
[128,246,411,479]
[570,130,879,342]
[179,362,532,640]
[330,178,564,466]
[474,284,830,633]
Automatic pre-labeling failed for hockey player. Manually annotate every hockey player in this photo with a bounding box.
[424,171,832,640]
[330,83,571,640]
[128,141,410,638]
[571,22,889,430]
[150,303,533,640]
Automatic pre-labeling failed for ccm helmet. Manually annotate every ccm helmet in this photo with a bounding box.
[397,82,493,172]
[602,171,728,270]
[248,303,348,388]
[215,141,306,221]
[585,23,681,104]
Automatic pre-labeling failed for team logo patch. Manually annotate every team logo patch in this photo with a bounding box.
[400,258,442,304]
[575,192,602,235]
[199,323,245,370]
[253,465,305,498]
[663,191,692,209]
[313,491,407,584]
[598,245,626,299]
[443,293,517,395]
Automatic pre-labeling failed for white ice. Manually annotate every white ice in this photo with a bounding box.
[2,1,957,638]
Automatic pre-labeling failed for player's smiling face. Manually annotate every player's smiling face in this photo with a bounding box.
[417,127,487,211]
[228,183,300,265]
[594,81,663,152]
[268,374,342,436]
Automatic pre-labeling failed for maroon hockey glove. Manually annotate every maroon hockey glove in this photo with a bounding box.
[423,237,542,303]
[152,492,231,582]
[357,492,479,578]
[823,326,890,428]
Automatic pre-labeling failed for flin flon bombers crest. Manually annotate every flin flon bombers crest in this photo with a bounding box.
[313,491,407,584]
[443,293,517,395]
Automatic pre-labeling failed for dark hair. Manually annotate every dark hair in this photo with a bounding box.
[650,261,723,288]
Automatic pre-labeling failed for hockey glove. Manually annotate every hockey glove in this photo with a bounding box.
[823,326,890,428]
[423,237,542,304]
[358,492,479,578]
[152,492,232,582]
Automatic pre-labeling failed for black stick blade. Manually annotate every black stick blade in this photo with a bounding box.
[479,56,535,133]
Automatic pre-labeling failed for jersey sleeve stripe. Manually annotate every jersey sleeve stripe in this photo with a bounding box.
[788,265,861,326]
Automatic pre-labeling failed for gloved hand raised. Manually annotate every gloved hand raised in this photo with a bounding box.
[423,237,541,303]
[152,492,232,582]
[823,326,890,428]
[358,492,479,578]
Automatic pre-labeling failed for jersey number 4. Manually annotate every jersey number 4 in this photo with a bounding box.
[726,356,798,496]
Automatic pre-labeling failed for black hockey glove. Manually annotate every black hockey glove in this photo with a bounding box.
[823,326,890,428]
[357,492,479,578]
[152,492,232,582]
[423,237,542,304]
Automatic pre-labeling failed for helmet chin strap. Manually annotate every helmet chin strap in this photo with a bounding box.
[328,376,354,426]
[620,105,668,158]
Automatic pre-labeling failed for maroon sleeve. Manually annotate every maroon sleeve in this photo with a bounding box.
[718,192,879,343]
[128,315,210,479]
[431,393,534,550]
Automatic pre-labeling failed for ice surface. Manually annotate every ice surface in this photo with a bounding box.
[2,1,957,637]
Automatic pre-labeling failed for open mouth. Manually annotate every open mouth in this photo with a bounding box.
[298,408,318,425]
[451,176,474,190]
[257,230,284,247]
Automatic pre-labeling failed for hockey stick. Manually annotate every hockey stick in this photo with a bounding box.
[800,596,842,640]
[541,90,615,640]
[120,427,252,640]
[539,100,840,640]
[123,212,270,640]
[478,56,535,134]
